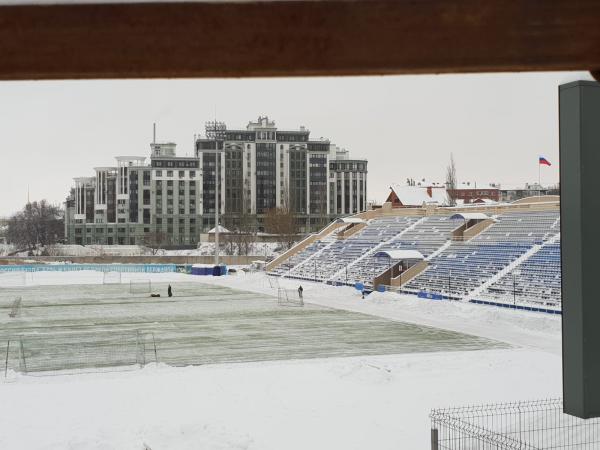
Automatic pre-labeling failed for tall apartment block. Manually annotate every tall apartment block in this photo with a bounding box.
[65,117,367,246]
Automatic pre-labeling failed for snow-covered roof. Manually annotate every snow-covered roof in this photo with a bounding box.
[389,184,448,206]
[449,213,491,220]
[208,225,231,234]
[373,250,425,260]
[335,217,366,224]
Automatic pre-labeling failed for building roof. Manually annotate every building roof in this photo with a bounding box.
[449,212,491,220]
[373,250,425,260]
[115,156,147,161]
[335,217,366,224]
[208,225,231,234]
[389,183,449,206]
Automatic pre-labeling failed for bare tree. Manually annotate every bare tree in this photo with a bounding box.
[6,200,64,251]
[445,153,457,206]
[221,188,256,256]
[143,231,168,255]
[265,207,297,250]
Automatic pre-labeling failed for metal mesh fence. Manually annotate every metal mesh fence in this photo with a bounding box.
[0,264,177,273]
[430,398,600,449]
[4,330,157,375]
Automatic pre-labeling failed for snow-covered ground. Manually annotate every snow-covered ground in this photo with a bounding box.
[0,271,562,449]
[166,242,281,258]
[10,242,284,258]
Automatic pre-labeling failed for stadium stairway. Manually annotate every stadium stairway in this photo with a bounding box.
[327,217,427,284]
[425,239,453,261]
[266,220,345,272]
[284,234,339,278]
[477,233,561,307]
[464,241,545,302]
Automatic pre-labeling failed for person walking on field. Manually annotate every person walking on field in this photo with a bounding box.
[298,285,303,300]
[168,284,173,298]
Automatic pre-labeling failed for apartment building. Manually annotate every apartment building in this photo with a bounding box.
[65,117,368,245]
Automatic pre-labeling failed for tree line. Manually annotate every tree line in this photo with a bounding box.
[5,200,64,253]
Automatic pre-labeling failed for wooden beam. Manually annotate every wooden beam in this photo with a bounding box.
[1,0,600,80]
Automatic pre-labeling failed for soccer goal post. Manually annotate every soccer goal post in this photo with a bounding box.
[267,275,281,289]
[102,271,122,285]
[277,287,304,307]
[130,279,152,294]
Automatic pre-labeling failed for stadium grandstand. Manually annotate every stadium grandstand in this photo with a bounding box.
[267,196,561,311]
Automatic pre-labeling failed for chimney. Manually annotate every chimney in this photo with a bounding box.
[426,186,433,197]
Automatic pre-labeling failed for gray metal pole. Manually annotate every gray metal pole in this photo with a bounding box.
[430,428,439,450]
[513,272,516,306]
[4,340,9,378]
[215,148,220,266]
[560,80,600,418]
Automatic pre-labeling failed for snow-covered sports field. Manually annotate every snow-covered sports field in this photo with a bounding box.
[0,271,562,449]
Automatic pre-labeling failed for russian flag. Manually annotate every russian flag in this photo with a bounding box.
[539,156,551,166]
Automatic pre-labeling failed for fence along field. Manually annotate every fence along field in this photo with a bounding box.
[430,398,600,450]
[1,279,505,375]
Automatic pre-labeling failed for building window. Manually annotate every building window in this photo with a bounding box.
[167,170,173,177]
[179,170,185,178]
[156,170,162,177]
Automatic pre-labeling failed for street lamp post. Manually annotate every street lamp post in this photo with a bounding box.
[206,120,226,267]
[512,269,521,306]
[214,148,220,266]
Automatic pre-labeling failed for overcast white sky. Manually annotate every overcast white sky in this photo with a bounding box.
[0,71,592,217]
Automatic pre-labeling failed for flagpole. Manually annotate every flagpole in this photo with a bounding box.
[538,161,541,196]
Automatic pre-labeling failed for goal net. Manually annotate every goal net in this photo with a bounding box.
[130,279,152,294]
[277,287,304,307]
[267,275,281,290]
[102,271,122,285]
[0,272,27,287]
